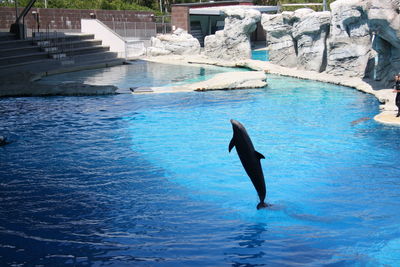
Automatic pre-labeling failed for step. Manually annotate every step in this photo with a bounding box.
[49,45,110,57]
[43,58,125,76]
[0,51,49,66]
[72,51,118,63]
[0,39,36,49]
[0,45,42,58]
[38,39,103,51]
[0,33,17,42]
[0,58,58,71]
[0,52,124,75]
[32,33,95,45]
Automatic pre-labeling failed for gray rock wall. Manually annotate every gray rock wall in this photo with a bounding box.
[262,8,330,72]
[261,0,400,86]
[204,8,261,60]
[326,0,372,77]
[261,12,297,68]
[367,0,400,85]
[293,10,331,72]
[147,28,201,56]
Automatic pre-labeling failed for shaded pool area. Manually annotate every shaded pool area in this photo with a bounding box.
[1,61,400,266]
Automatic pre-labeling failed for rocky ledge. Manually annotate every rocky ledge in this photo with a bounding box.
[131,70,267,93]
[0,72,117,97]
[262,0,400,88]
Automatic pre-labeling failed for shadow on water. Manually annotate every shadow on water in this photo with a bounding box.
[0,96,172,265]
[0,139,172,266]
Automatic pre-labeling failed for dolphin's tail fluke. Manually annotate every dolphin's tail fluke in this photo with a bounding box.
[257,201,269,210]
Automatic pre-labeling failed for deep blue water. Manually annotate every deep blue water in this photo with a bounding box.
[1,61,400,266]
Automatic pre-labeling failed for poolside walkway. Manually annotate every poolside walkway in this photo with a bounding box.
[144,55,400,126]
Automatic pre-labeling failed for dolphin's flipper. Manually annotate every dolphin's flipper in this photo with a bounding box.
[229,138,235,152]
[255,151,265,159]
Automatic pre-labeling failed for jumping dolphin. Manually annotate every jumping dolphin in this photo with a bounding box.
[229,119,268,209]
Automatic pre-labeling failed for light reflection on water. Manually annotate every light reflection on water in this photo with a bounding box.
[1,61,400,266]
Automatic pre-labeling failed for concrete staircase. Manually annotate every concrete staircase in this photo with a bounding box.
[0,32,123,73]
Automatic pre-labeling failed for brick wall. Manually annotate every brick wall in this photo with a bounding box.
[171,1,254,33]
[171,6,189,32]
[0,7,154,31]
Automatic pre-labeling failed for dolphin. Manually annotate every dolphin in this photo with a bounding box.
[351,117,370,126]
[229,119,269,209]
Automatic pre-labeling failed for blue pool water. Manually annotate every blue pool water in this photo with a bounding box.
[1,61,400,266]
[252,50,269,61]
[40,61,242,91]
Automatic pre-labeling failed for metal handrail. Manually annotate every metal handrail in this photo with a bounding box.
[15,0,37,24]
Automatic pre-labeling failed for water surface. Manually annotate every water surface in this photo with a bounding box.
[1,61,399,266]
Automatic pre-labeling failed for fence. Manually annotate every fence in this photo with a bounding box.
[102,19,171,40]
[278,1,328,12]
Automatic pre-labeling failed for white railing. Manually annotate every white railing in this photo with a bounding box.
[102,20,171,39]
[278,0,328,12]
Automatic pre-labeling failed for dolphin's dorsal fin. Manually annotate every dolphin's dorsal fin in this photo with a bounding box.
[229,138,235,152]
[255,151,265,159]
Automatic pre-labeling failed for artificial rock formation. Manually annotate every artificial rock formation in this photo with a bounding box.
[262,8,330,71]
[147,28,201,57]
[204,8,261,60]
[293,10,331,72]
[262,0,400,86]
[261,12,298,68]
[326,0,373,77]
[367,0,400,85]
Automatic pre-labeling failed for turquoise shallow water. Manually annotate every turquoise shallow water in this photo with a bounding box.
[1,61,400,266]
[252,50,269,61]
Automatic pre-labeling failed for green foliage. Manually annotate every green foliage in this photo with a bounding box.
[0,0,336,13]
[0,0,157,12]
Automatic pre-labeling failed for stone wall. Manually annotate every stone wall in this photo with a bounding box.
[0,7,154,32]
